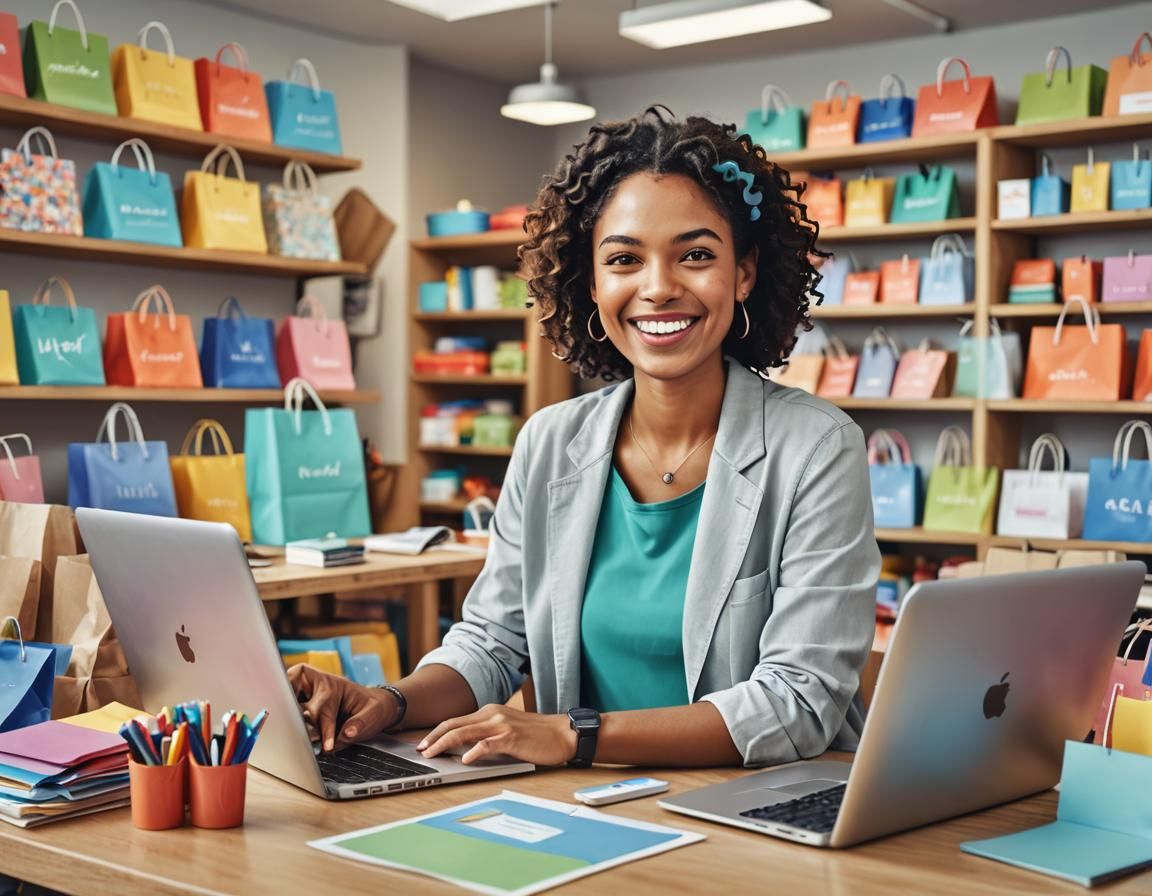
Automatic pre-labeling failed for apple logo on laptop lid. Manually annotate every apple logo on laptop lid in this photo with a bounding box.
[983,673,1010,719]
[175,624,196,663]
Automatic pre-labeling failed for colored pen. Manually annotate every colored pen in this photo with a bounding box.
[161,735,171,765]
[221,714,239,766]
[167,725,184,765]
[132,720,161,765]
[201,701,211,755]
[210,738,220,767]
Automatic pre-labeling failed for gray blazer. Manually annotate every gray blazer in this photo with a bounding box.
[418,362,881,766]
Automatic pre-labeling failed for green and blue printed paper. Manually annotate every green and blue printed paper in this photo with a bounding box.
[308,791,703,896]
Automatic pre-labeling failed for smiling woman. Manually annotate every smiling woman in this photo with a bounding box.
[290,106,881,772]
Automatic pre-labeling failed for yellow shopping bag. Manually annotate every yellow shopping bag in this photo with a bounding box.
[170,419,252,541]
[1071,149,1111,213]
[281,651,342,676]
[0,291,17,385]
[1112,695,1152,756]
[112,21,203,130]
[844,169,895,227]
[180,145,268,253]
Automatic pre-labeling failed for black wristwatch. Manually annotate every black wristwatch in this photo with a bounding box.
[566,707,600,768]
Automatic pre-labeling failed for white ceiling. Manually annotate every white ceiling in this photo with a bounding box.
[203,0,1138,84]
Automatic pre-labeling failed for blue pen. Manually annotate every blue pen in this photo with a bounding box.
[234,710,269,765]
[121,722,156,766]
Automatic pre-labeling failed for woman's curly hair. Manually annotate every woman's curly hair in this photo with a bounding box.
[519,105,826,382]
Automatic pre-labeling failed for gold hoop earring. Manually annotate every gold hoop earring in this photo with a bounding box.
[736,295,750,340]
[587,308,608,343]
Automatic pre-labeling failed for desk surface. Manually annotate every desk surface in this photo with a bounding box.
[251,549,486,601]
[4,755,1148,896]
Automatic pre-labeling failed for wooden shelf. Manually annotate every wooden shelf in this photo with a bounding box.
[0,386,380,403]
[812,302,975,320]
[770,132,981,170]
[418,444,514,457]
[991,209,1152,236]
[0,229,366,278]
[0,93,361,173]
[992,113,1152,149]
[411,374,528,386]
[819,218,977,243]
[420,499,471,514]
[411,231,523,252]
[413,309,531,322]
[875,527,1152,554]
[990,301,1152,318]
[875,527,984,546]
[986,399,1152,414]
[831,398,976,411]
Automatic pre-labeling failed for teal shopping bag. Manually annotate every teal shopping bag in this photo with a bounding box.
[82,139,182,247]
[952,320,1021,399]
[245,379,371,545]
[743,85,805,153]
[1111,147,1152,211]
[22,0,117,115]
[266,59,343,155]
[12,276,105,386]
[891,164,960,222]
[1031,153,1070,216]
[1015,47,1107,126]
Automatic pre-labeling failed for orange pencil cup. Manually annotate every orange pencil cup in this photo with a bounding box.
[189,761,248,829]
[129,758,187,830]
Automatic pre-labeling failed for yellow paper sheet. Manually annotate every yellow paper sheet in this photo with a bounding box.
[59,702,144,733]
[1112,696,1152,757]
[282,650,343,676]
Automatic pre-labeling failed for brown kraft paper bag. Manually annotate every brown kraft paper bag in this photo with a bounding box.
[0,501,82,641]
[0,556,42,639]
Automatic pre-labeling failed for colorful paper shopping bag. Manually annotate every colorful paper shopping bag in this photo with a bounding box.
[1015,47,1107,125]
[103,285,203,388]
[1023,298,1128,401]
[844,170,893,226]
[868,429,921,528]
[891,164,959,223]
[266,58,343,154]
[1008,259,1058,304]
[952,320,1021,399]
[194,43,272,142]
[857,74,914,143]
[1134,330,1152,401]
[1091,619,1152,744]
[807,80,860,149]
[1111,146,1152,210]
[922,426,999,533]
[0,290,16,385]
[180,144,267,253]
[814,253,852,305]
[67,402,178,517]
[997,434,1089,539]
[1083,420,1152,543]
[276,296,356,391]
[1070,149,1110,213]
[843,271,880,306]
[912,56,999,136]
[891,340,952,399]
[0,434,45,504]
[1102,253,1152,303]
[22,0,116,115]
[200,296,280,388]
[263,161,341,261]
[1103,32,1152,116]
[919,234,973,305]
[0,619,56,732]
[743,85,804,152]
[852,327,900,397]
[803,177,843,227]
[12,276,104,386]
[170,419,252,541]
[82,138,182,247]
[879,255,919,304]
[0,12,25,98]
[815,335,857,398]
[245,379,371,544]
[112,20,202,130]
[1031,154,1070,217]
[0,127,82,235]
[1063,256,1103,304]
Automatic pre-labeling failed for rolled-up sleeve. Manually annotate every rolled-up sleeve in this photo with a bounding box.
[701,421,880,766]
[415,419,534,707]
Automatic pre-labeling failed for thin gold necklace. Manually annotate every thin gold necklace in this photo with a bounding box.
[628,414,716,485]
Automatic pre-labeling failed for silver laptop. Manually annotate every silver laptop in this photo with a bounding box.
[76,508,533,800]
[660,563,1144,847]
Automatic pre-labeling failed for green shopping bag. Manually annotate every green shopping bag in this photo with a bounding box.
[1016,47,1107,126]
[891,164,960,223]
[922,426,999,534]
[23,0,117,116]
[743,85,805,153]
[244,378,371,545]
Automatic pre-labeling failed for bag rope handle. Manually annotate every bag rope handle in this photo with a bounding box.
[95,402,149,463]
[48,0,89,51]
[0,616,26,661]
[0,433,33,481]
[1052,295,1099,346]
[32,276,79,323]
[288,58,323,101]
[200,144,248,182]
[759,85,792,122]
[283,378,333,437]
[137,21,176,66]
[1044,46,1072,86]
[15,126,59,162]
[935,56,973,97]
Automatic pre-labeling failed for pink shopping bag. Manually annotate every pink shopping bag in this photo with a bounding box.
[0,434,45,504]
[275,296,356,391]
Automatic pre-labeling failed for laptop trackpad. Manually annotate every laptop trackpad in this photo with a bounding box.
[767,778,844,798]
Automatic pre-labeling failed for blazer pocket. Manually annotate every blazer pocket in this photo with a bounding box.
[728,569,770,607]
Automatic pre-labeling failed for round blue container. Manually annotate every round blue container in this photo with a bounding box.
[426,209,490,237]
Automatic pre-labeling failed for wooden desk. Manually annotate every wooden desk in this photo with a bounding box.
[3,756,1148,895]
[252,549,486,665]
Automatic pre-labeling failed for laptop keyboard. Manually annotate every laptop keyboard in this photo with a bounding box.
[317,744,439,784]
[739,783,847,834]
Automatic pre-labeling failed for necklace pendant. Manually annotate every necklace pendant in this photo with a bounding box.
[662,472,674,485]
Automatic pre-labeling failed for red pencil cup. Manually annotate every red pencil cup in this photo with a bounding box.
[189,761,248,829]
[129,757,187,830]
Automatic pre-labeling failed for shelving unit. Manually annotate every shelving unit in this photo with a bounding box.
[0,386,380,403]
[812,302,976,320]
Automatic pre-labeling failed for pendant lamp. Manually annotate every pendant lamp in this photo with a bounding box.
[501,3,595,126]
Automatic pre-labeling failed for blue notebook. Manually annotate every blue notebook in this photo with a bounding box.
[961,741,1152,887]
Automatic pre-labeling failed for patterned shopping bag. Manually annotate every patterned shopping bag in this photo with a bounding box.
[263,161,341,261]
[743,85,805,152]
[0,127,82,234]
[266,59,343,154]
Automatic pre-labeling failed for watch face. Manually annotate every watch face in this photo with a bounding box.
[569,707,599,729]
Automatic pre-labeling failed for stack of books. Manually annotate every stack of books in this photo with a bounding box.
[285,536,366,568]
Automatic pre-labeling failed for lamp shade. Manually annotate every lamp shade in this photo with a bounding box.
[501,63,595,125]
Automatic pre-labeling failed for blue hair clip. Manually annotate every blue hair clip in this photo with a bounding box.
[712,160,763,222]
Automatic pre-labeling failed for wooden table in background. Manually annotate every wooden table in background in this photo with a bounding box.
[252,549,486,666]
[2,753,1148,895]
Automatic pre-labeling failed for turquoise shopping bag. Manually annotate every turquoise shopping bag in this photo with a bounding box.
[891,164,960,222]
[1031,154,1070,216]
[743,85,805,152]
[1111,148,1152,211]
[266,59,343,155]
[82,139,182,247]
[12,276,105,386]
[245,379,371,545]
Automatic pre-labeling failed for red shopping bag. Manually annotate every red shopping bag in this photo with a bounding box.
[194,43,273,142]
[0,12,24,98]
[104,286,203,388]
[276,296,356,391]
[912,56,999,137]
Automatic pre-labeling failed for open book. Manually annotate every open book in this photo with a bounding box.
[364,526,453,556]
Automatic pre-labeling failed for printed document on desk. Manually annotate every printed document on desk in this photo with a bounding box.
[308,790,704,896]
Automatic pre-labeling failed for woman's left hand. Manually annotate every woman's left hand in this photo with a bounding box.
[416,705,577,766]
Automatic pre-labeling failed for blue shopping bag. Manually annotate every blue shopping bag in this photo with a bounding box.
[81,139,182,247]
[68,402,177,517]
[1083,420,1152,544]
[1110,148,1152,211]
[867,429,921,527]
[1031,154,1070,216]
[245,379,371,545]
[266,59,342,155]
[857,74,914,143]
[815,253,853,305]
[852,328,900,398]
[200,296,280,388]
[0,617,56,733]
[920,234,973,305]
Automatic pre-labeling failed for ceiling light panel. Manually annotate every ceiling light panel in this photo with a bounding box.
[387,0,550,21]
[620,0,832,49]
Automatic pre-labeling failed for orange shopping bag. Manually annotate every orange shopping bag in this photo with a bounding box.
[879,255,920,304]
[843,271,880,306]
[890,340,953,399]
[104,286,203,387]
[1103,32,1152,116]
[194,43,272,142]
[815,336,858,398]
[912,56,999,137]
[1022,297,1129,401]
[803,177,843,227]
[807,80,860,149]
[1133,330,1152,401]
[1063,256,1103,304]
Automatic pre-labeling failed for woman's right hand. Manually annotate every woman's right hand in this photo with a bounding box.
[287,664,400,752]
